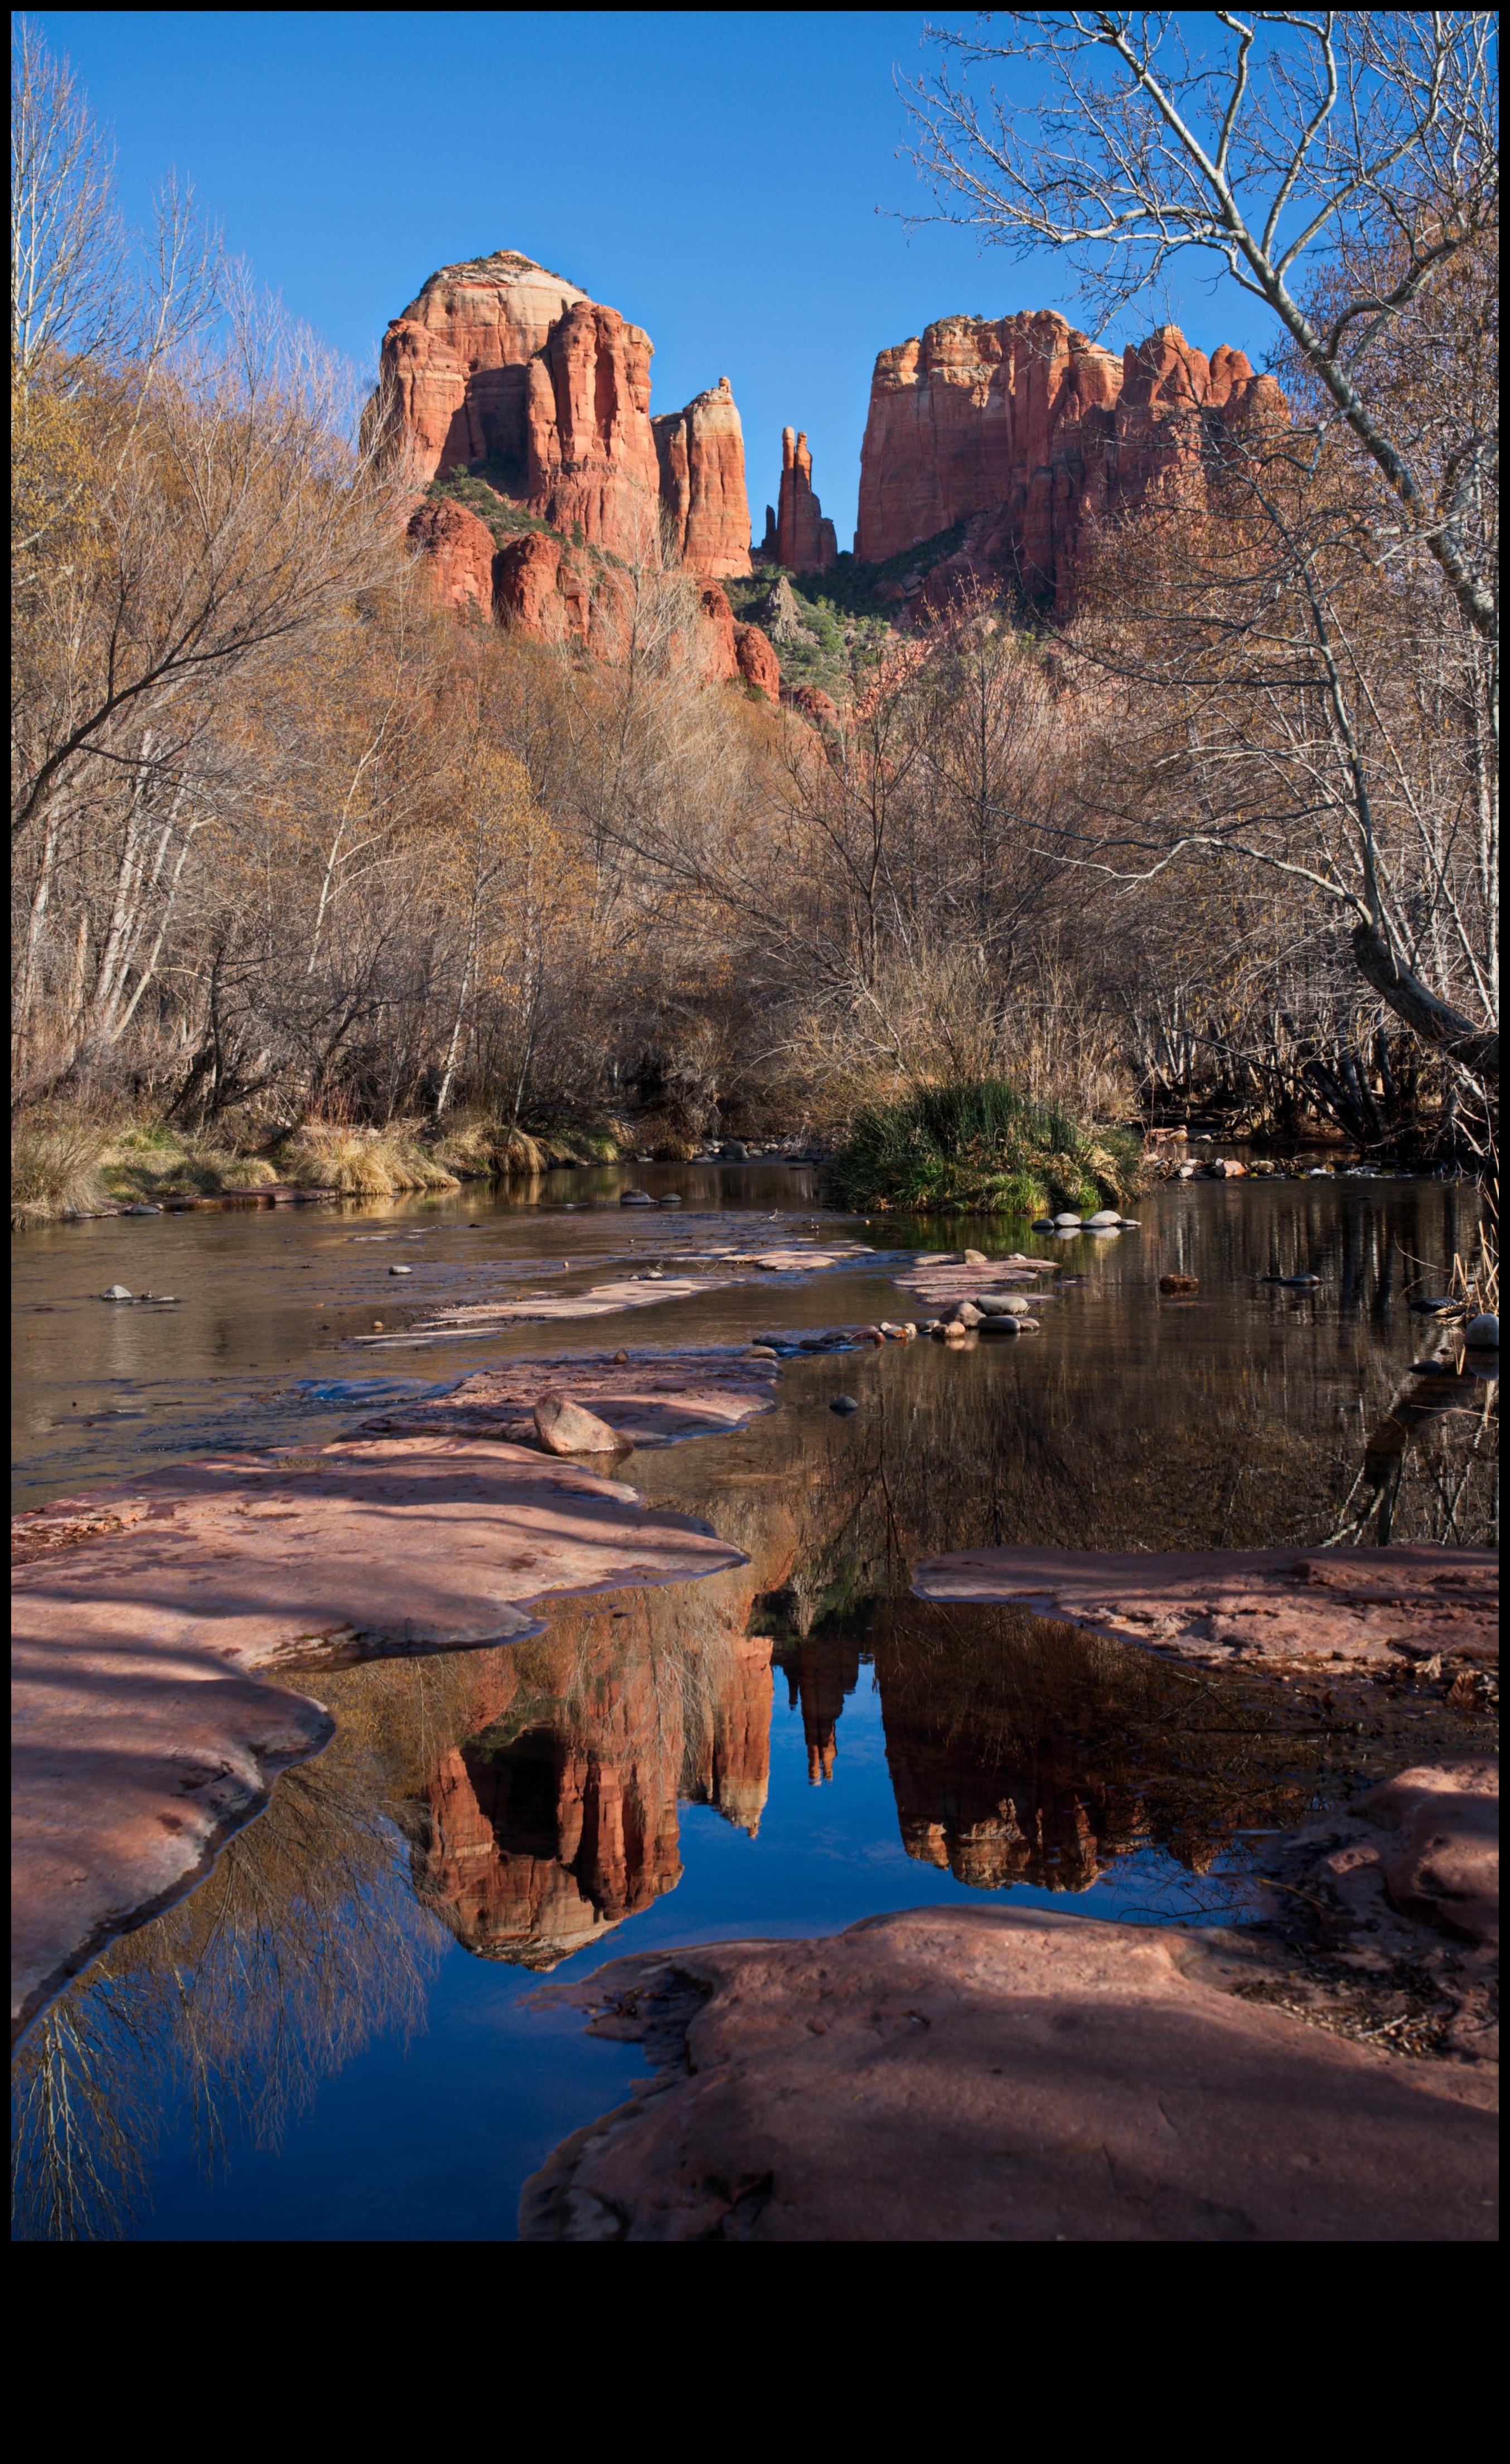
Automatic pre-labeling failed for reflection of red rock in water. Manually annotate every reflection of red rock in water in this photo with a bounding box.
[884,1717,1149,1894]
[781,1631,862,1785]
[416,1580,779,1965]
[684,1631,775,1836]
[420,1668,684,1970]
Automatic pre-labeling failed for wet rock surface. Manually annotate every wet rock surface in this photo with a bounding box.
[522,1896,1496,2242]
[912,1544,1499,1672]
[11,1437,746,2031]
[344,1347,780,1447]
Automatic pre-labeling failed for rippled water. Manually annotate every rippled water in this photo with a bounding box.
[11,1164,1496,2240]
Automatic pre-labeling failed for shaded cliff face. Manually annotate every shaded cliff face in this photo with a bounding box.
[379,250,751,580]
[856,309,1284,604]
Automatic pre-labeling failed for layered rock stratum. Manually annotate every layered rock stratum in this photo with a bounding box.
[856,310,1284,608]
[378,249,752,576]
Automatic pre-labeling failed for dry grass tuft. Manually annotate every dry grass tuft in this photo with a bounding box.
[279,1124,461,1195]
[11,1120,111,1225]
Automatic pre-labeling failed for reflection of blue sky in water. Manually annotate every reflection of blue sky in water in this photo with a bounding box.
[119,1674,1256,2244]
[12,1166,1492,2239]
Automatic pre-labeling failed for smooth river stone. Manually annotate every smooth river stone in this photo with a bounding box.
[909,1545,1499,1670]
[11,1437,747,2034]
[520,1905,1497,2242]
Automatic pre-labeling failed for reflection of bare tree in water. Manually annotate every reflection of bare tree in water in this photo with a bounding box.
[11,1703,450,2242]
[779,1329,1496,1595]
[11,1560,788,2238]
[1327,1342,1498,1545]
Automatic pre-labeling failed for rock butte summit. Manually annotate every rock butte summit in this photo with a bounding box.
[378,248,752,578]
[856,309,1284,610]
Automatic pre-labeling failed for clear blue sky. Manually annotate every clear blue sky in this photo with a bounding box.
[34,10,1272,546]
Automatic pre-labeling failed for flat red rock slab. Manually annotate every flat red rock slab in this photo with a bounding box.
[911,1545,1499,1668]
[521,1905,1497,2241]
[357,1273,745,1346]
[12,1437,746,2033]
[348,1351,780,1448]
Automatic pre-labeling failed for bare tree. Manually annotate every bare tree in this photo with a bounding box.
[906,12,1498,1086]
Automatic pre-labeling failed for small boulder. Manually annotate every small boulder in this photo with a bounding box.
[962,1249,989,1268]
[980,1315,1021,1336]
[1086,1210,1122,1228]
[1053,1213,1082,1228]
[99,1285,132,1302]
[1464,1313,1499,1349]
[388,1264,412,1276]
[954,1301,984,1327]
[976,1294,1029,1317]
[747,1345,778,1360]
[1014,1317,1042,1332]
[533,1394,630,1456]
[1410,1295,1458,1314]
[620,1190,656,1207]
[1280,1274,1320,1287]
[1159,1274,1199,1296]
[830,1395,859,1416]
[657,1193,684,1206]
[720,1141,749,1161]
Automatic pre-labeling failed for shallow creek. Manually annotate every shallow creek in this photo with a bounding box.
[11,1165,1496,2240]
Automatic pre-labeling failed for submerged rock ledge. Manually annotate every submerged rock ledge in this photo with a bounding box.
[11,1430,751,2038]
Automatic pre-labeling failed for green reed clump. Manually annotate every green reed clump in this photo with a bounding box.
[827,1078,1141,1216]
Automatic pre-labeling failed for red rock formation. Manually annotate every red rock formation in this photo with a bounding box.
[699,581,739,680]
[525,298,660,550]
[733,622,781,700]
[493,530,593,641]
[783,683,841,731]
[855,311,1285,605]
[380,251,752,585]
[404,497,496,618]
[654,378,753,578]
[775,428,838,573]
[377,250,592,489]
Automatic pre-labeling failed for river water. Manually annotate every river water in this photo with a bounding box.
[11,1165,1496,2240]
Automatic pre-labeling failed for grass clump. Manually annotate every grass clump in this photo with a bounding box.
[429,1114,631,1178]
[11,1118,111,1225]
[102,1126,279,1202]
[827,1079,1142,1217]
[278,1124,461,1196]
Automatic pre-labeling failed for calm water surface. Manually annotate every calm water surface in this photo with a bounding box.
[11,1165,1496,2240]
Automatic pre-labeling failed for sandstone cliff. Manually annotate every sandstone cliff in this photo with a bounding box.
[772,426,838,573]
[855,310,1284,607]
[654,377,753,578]
[379,250,751,581]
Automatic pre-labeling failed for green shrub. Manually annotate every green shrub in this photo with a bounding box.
[827,1078,1142,1217]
